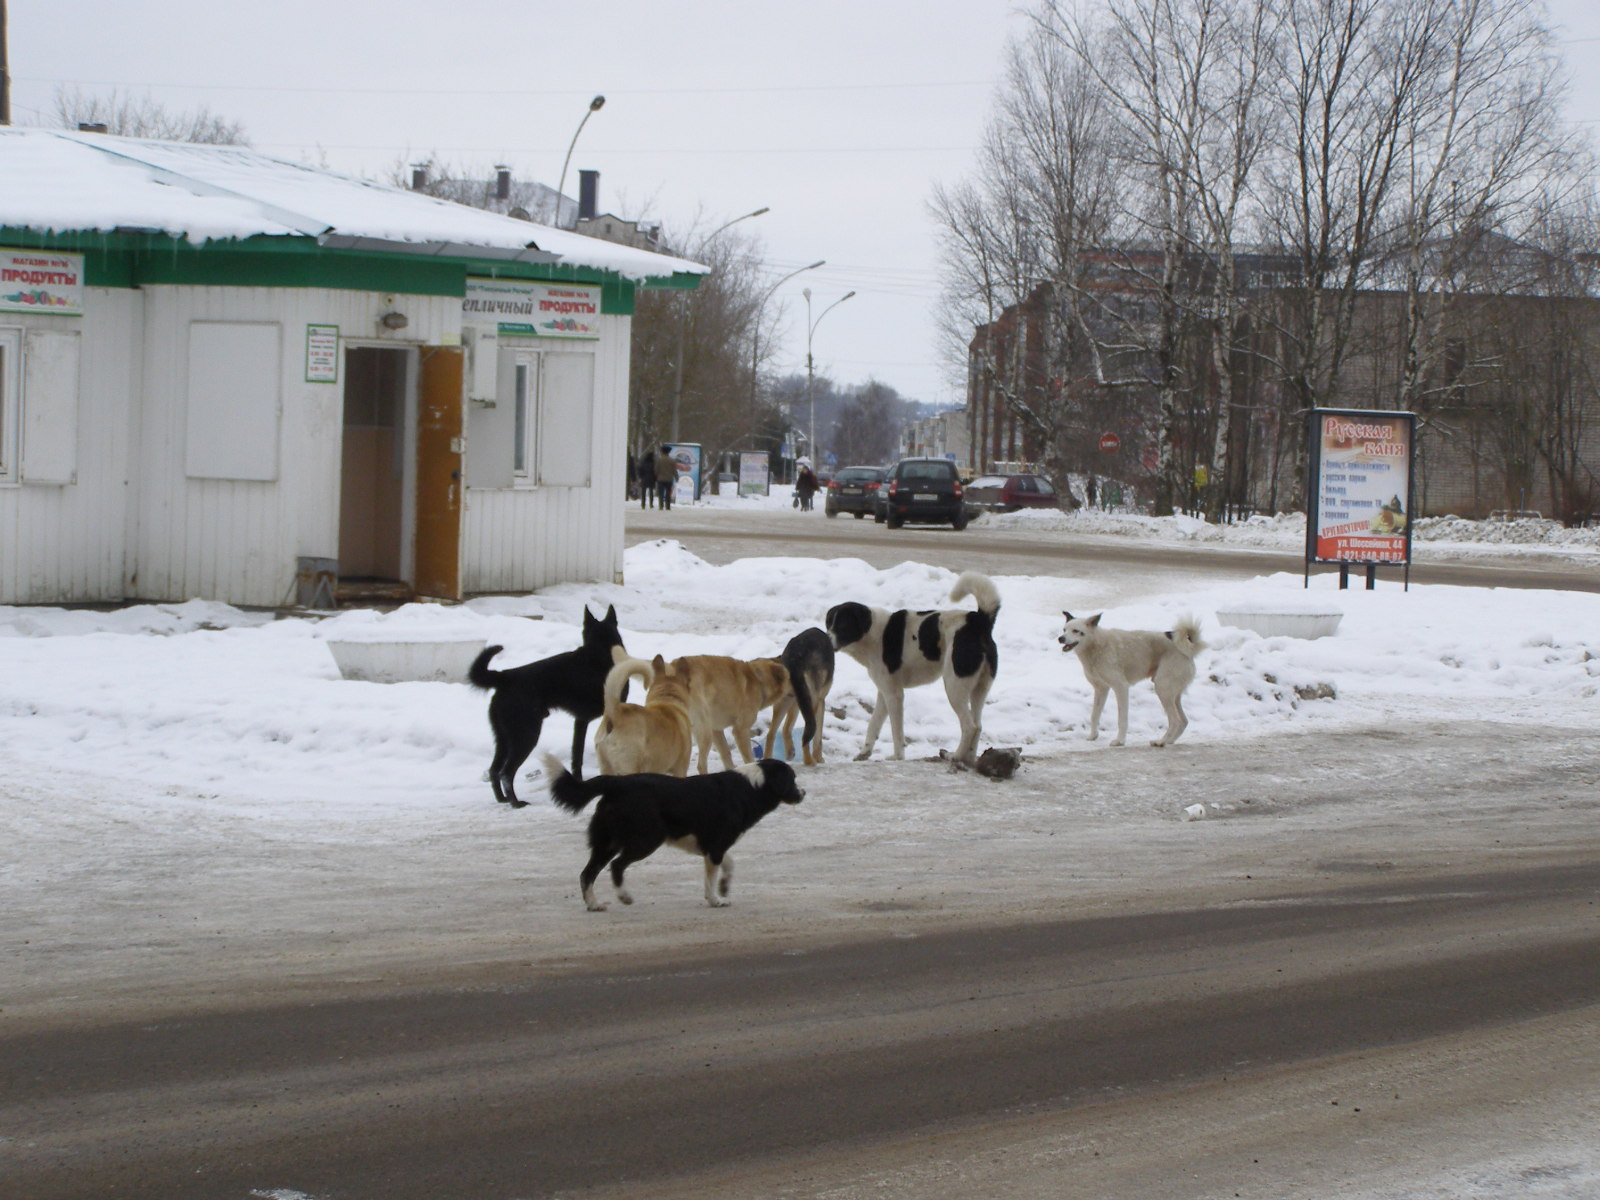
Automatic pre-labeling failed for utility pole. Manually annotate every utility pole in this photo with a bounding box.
[1,0,12,127]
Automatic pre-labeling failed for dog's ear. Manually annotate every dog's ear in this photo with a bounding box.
[604,604,618,625]
[582,606,597,629]
[1087,613,1102,627]
[652,653,667,672]
[1063,611,1073,621]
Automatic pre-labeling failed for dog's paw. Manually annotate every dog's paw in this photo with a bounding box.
[708,896,731,908]
[586,901,609,912]
[854,750,873,762]
[1109,738,1125,747]
[617,891,634,905]
[1149,738,1168,748]
[507,798,529,809]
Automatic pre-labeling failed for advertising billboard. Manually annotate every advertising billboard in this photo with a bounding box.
[1305,409,1416,566]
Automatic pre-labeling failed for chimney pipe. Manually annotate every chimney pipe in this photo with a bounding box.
[410,164,428,191]
[78,122,109,134]
[578,170,599,222]
[495,165,511,201]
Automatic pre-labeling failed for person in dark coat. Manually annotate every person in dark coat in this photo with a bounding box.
[795,464,820,512]
[636,448,656,509]
[654,445,678,510]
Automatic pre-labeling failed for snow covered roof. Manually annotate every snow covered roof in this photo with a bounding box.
[0,127,707,282]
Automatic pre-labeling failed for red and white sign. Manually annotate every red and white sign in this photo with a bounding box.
[1098,432,1120,453]
[1308,410,1414,564]
[0,249,84,316]
[463,278,601,339]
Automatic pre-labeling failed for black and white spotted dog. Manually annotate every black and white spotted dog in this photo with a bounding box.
[825,571,1000,765]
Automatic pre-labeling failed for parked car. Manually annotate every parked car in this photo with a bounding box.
[824,466,887,518]
[876,457,969,529]
[963,473,1062,513]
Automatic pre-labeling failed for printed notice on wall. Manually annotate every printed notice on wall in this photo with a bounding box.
[1,249,84,316]
[463,278,601,339]
[305,324,340,383]
[1305,408,1415,565]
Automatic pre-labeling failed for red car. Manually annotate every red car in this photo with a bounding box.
[963,473,1062,513]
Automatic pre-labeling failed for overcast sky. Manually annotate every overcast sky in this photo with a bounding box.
[11,0,1600,411]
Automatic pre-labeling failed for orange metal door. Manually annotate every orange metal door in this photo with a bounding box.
[414,346,464,600]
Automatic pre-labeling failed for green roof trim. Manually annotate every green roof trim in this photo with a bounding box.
[0,227,702,316]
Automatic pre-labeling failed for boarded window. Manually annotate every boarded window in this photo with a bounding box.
[21,327,81,484]
[537,351,594,487]
[465,346,594,489]
[0,328,18,481]
[186,322,281,481]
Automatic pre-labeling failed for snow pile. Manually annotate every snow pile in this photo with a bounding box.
[1,547,1594,814]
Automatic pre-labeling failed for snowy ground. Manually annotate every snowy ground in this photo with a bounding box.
[3,516,1598,1198]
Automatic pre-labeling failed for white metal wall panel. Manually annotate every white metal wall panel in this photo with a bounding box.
[462,314,630,594]
[132,286,458,607]
[0,291,137,605]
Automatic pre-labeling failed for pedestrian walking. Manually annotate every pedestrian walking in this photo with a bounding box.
[795,464,819,512]
[654,445,678,510]
[636,448,656,508]
[1086,475,1098,509]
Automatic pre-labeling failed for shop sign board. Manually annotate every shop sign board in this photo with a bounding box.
[463,278,601,339]
[1305,408,1415,565]
[1,249,84,316]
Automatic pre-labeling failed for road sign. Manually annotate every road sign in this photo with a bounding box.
[1098,432,1121,453]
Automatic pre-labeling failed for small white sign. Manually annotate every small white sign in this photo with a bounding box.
[0,249,84,316]
[305,324,340,383]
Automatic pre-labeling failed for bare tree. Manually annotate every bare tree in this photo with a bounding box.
[53,87,247,144]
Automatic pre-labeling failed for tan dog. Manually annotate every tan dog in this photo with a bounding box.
[593,655,692,777]
[670,654,793,774]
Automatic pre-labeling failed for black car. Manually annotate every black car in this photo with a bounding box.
[877,457,969,529]
[824,466,887,518]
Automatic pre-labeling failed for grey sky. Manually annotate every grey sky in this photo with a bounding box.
[11,0,1600,410]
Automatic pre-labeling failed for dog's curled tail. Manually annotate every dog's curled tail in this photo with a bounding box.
[1171,617,1206,657]
[468,644,505,690]
[603,656,654,720]
[950,571,1001,620]
[541,752,603,814]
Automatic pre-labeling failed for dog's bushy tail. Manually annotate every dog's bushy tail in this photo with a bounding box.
[950,571,1001,622]
[541,752,604,814]
[1170,617,1205,657]
[602,657,653,723]
[468,644,505,690]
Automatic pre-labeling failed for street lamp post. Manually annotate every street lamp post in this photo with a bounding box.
[670,206,770,442]
[749,260,825,476]
[555,95,605,228]
[803,287,856,479]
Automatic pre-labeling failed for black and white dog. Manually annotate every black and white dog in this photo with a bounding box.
[469,605,627,808]
[825,571,1000,765]
[542,754,804,911]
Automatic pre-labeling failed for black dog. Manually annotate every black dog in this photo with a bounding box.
[469,605,626,808]
[764,627,835,765]
[542,754,804,911]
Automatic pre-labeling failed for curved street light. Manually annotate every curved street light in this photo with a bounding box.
[670,206,771,441]
[555,94,606,228]
[804,288,856,477]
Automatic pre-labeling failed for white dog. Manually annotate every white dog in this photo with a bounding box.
[825,572,1000,765]
[1058,612,1204,747]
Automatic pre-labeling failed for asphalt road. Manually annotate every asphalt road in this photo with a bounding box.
[6,859,1599,1200]
[7,511,1595,1199]
[626,506,1600,593]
